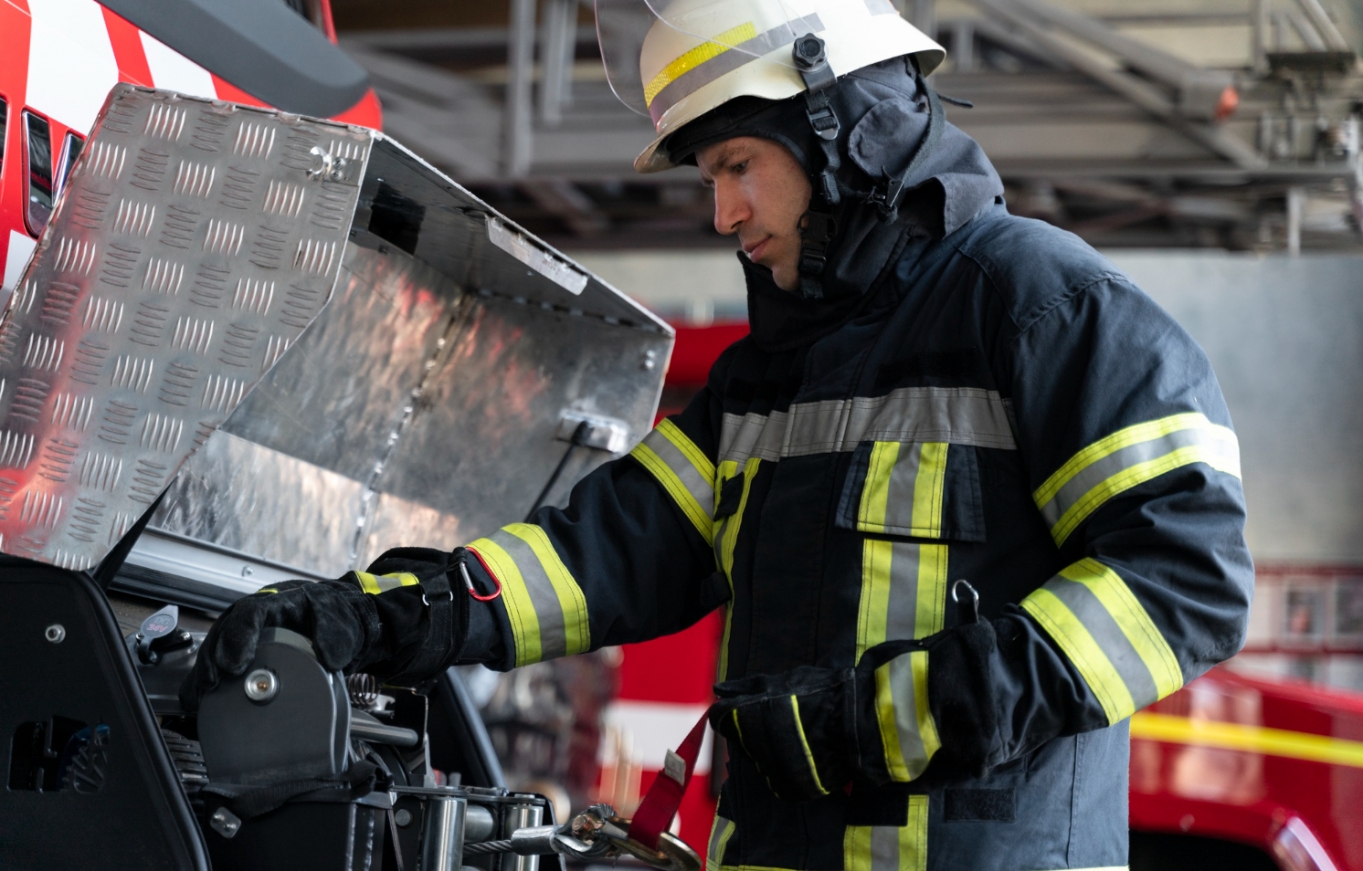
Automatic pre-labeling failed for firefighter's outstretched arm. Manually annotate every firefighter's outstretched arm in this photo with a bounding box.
[457,383,730,670]
[182,380,729,707]
[709,276,1254,801]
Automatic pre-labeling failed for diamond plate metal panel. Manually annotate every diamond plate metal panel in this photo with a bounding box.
[0,85,371,570]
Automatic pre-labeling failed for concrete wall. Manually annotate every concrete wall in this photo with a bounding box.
[1112,252,1363,567]
[574,248,1363,566]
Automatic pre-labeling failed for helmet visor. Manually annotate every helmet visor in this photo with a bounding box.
[596,0,808,120]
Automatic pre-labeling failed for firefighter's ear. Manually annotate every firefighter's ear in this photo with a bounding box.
[847,97,928,182]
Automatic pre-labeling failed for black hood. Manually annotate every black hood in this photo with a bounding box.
[664,56,1003,352]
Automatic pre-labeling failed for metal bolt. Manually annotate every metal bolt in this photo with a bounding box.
[241,565,254,577]
[643,350,657,371]
[394,808,413,827]
[210,807,242,839]
[44,624,65,644]
[244,668,279,703]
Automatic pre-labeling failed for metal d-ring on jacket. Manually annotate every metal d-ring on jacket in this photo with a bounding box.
[458,81,1254,871]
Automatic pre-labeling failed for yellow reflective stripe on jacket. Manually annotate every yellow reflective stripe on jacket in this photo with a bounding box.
[352,571,420,595]
[789,695,829,796]
[874,651,940,782]
[717,457,761,579]
[1034,412,1240,546]
[713,457,759,682]
[631,419,716,544]
[706,815,736,871]
[467,523,590,667]
[856,540,947,662]
[1021,558,1183,725]
[844,794,928,871]
[858,441,949,537]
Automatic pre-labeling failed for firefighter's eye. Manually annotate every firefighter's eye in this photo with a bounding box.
[732,160,748,175]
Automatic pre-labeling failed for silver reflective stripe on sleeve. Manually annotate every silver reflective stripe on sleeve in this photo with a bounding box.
[1021,559,1183,725]
[1034,412,1240,545]
[630,419,716,544]
[718,386,1015,464]
[467,523,590,667]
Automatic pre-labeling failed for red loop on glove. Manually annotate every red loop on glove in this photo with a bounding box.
[463,547,503,602]
[628,713,708,851]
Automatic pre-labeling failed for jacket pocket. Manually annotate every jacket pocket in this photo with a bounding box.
[836,440,985,541]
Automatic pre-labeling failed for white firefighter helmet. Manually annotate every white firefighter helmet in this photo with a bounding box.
[596,0,946,173]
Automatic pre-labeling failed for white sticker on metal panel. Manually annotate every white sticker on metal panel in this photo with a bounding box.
[487,218,587,295]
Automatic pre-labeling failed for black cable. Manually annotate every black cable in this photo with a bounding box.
[525,420,590,522]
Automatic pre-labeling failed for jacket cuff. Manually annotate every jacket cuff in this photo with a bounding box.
[456,553,514,670]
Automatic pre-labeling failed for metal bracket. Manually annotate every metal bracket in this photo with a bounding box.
[554,412,630,454]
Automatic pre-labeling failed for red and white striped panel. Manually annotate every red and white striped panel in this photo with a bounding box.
[0,0,380,293]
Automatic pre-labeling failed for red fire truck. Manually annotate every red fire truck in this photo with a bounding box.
[0,0,381,299]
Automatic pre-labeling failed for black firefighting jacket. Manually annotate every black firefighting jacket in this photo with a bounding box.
[460,200,1253,871]
[456,59,1253,870]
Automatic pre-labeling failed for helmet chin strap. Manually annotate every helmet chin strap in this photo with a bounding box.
[790,40,943,300]
[793,34,840,301]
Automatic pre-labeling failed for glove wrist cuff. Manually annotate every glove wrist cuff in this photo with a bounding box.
[386,564,466,684]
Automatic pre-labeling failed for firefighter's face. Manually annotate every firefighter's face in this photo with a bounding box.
[698,137,813,292]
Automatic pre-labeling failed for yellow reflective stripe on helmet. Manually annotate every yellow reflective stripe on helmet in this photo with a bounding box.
[874,651,939,782]
[631,419,716,544]
[1021,558,1183,725]
[788,695,829,796]
[644,22,758,107]
[707,815,736,871]
[856,540,947,663]
[1034,412,1240,546]
[844,794,928,871]
[352,571,420,595]
[468,523,590,667]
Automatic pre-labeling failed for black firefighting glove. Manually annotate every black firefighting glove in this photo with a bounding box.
[710,619,999,802]
[180,547,471,711]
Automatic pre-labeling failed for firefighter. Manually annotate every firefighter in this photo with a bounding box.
[184,1,1254,868]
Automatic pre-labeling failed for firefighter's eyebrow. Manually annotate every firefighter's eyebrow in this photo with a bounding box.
[702,143,746,180]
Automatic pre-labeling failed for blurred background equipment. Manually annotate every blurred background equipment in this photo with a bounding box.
[332,0,1363,253]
